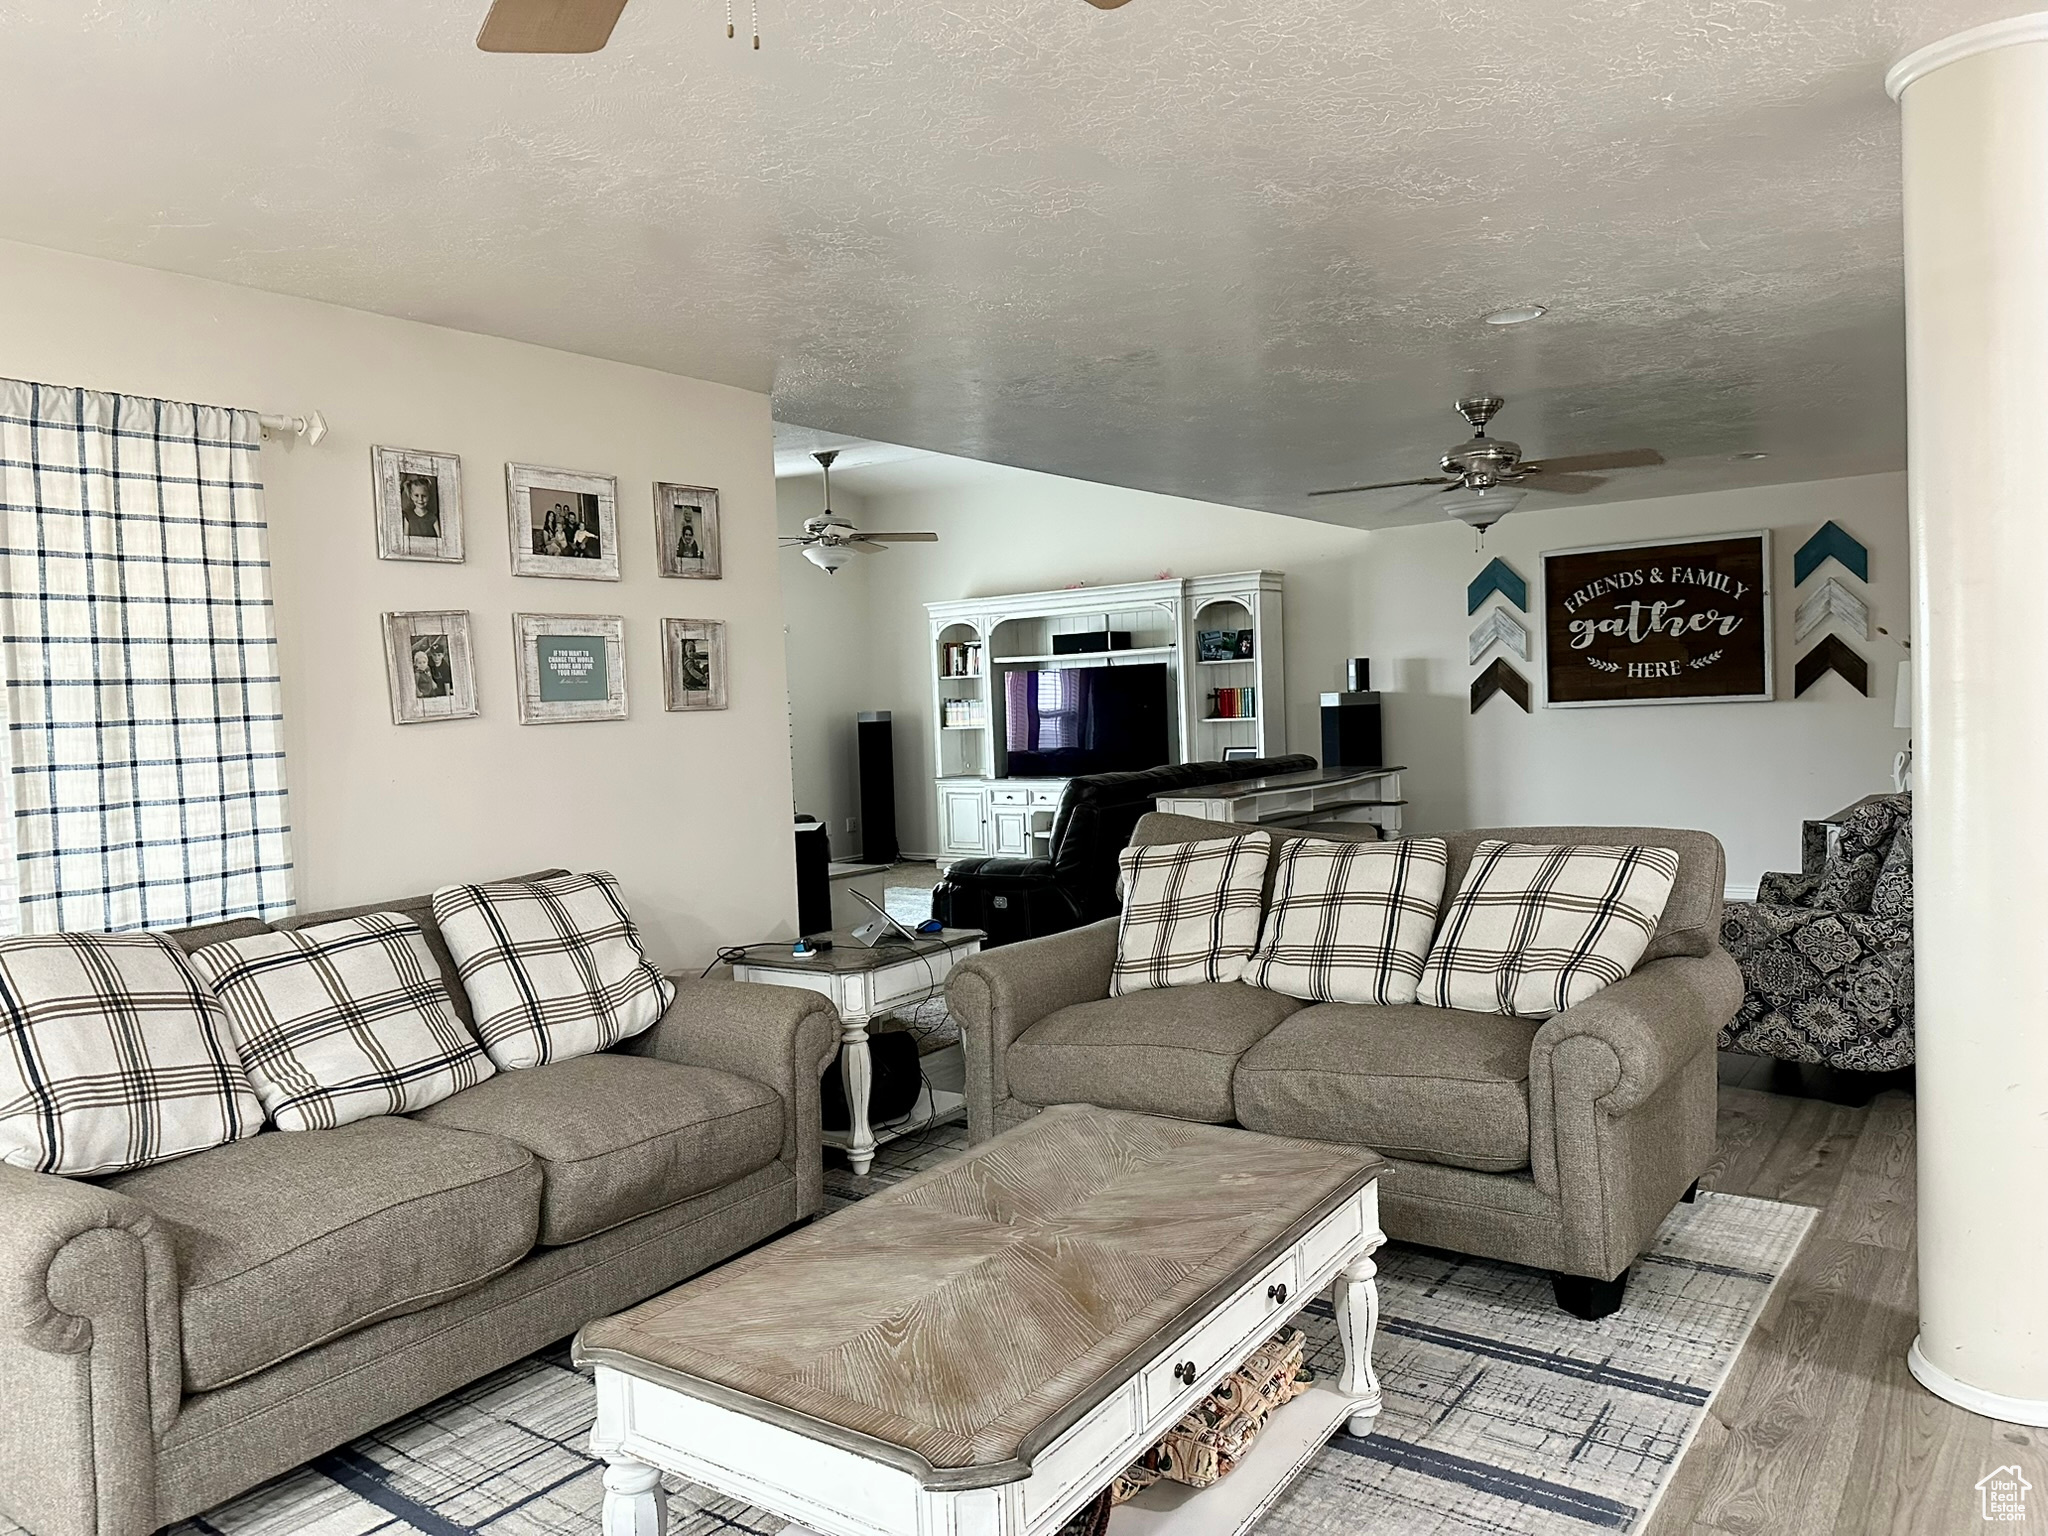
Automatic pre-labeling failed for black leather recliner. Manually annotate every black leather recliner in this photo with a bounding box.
[932,755,1316,946]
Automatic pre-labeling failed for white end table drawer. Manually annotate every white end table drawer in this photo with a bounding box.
[1141,1252,1299,1425]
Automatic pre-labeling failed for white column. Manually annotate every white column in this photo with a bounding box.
[1890,16,2048,1425]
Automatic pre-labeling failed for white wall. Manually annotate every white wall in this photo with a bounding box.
[802,457,1908,890]
[0,238,797,966]
[776,476,877,861]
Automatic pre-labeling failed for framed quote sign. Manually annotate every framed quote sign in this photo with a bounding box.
[1543,532,1772,706]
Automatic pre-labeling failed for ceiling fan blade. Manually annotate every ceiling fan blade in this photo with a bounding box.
[850,540,892,553]
[477,0,629,52]
[861,532,939,542]
[1520,448,1664,475]
[1307,477,1456,498]
[1519,472,1607,495]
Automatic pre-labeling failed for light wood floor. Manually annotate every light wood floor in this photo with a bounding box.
[1647,1058,2043,1536]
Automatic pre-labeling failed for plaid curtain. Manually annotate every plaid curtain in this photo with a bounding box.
[0,378,294,934]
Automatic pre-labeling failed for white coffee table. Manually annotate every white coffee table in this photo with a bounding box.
[731,928,983,1175]
[576,1105,1386,1536]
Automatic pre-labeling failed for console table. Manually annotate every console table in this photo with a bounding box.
[732,929,983,1175]
[1155,765,1407,838]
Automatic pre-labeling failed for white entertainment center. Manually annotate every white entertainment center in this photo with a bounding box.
[926,571,1285,862]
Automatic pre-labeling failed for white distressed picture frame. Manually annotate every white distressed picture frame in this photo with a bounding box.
[513,612,628,724]
[654,483,722,580]
[662,618,729,711]
[382,610,479,724]
[373,446,464,563]
[506,463,621,581]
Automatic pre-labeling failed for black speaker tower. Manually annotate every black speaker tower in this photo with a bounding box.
[792,819,832,938]
[857,711,899,865]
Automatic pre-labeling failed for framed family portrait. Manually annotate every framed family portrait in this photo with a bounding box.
[372,446,463,562]
[654,483,721,579]
[513,613,627,724]
[662,618,728,711]
[382,611,478,724]
[506,463,620,581]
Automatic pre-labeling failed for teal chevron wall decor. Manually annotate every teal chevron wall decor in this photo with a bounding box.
[1793,521,1869,585]
[1467,558,1528,614]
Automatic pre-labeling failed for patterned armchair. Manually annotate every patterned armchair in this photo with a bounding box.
[1719,793,1913,1071]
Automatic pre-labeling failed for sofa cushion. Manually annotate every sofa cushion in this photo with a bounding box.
[1244,836,1449,1005]
[1110,833,1272,995]
[1418,841,1678,1018]
[0,932,264,1177]
[1232,1003,1538,1173]
[105,1116,541,1391]
[432,871,674,1069]
[412,1053,783,1245]
[1006,983,1302,1123]
[188,913,495,1131]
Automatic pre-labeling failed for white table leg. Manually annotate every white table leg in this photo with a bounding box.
[602,1456,666,1536]
[1335,1239,1385,1438]
[840,1017,877,1176]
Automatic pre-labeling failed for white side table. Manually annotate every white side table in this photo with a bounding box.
[732,929,984,1175]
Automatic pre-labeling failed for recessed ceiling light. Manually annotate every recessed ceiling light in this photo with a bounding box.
[1483,304,1548,326]
[1732,451,1770,461]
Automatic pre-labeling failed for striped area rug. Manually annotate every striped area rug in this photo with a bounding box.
[23,1126,1809,1536]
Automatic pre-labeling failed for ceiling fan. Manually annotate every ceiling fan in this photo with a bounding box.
[1308,397,1664,532]
[477,0,1130,52]
[780,451,938,574]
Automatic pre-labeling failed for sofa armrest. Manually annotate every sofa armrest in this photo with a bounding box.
[624,977,840,1215]
[1527,952,1743,1273]
[0,1162,180,1536]
[947,918,1118,1140]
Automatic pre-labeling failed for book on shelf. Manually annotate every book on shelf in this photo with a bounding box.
[940,642,983,678]
[1208,685,1257,719]
[941,697,989,728]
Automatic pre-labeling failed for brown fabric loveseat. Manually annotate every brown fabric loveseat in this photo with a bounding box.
[948,816,1741,1319]
[0,871,840,1536]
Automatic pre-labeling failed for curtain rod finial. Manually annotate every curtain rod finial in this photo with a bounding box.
[258,409,327,447]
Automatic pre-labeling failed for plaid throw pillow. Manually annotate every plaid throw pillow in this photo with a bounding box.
[0,932,263,1176]
[1110,833,1272,995]
[188,914,494,1131]
[1243,837,1449,1005]
[431,871,675,1069]
[1418,841,1680,1017]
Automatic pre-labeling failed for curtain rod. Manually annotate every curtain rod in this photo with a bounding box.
[257,411,327,446]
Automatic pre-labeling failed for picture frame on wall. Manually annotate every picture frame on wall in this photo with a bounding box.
[1541,531,1773,707]
[372,446,464,563]
[662,618,728,712]
[654,483,721,579]
[382,610,479,725]
[506,463,620,581]
[513,613,628,724]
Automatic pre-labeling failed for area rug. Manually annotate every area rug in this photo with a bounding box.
[25,1126,1810,1536]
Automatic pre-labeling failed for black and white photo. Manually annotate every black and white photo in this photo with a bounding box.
[654,482,721,579]
[382,611,478,724]
[505,463,619,581]
[662,617,728,711]
[372,447,464,563]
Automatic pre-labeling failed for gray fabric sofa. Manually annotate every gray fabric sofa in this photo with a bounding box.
[0,871,839,1536]
[948,815,1741,1319]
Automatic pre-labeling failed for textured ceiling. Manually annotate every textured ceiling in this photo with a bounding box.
[0,0,2018,527]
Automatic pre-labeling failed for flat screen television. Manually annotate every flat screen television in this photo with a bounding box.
[1003,662,1170,778]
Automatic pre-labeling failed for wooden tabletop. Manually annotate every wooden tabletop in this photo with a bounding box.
[732,928,985,975]
[577,1105,1383,1483]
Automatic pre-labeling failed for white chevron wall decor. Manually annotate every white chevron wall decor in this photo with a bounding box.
[1793,576,1870,645]
[1468,607,1531,665]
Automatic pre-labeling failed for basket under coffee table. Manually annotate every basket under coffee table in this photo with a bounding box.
[574,1104,1387,1536]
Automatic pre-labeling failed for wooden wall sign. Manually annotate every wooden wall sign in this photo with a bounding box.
[1543,532,1773,707]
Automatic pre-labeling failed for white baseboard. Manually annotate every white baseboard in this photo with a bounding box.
[1723,882,1759,903]
[1908,1336,2048,1426]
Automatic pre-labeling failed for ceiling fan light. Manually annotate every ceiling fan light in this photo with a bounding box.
[1440,485,1527,530]
[803,544,855,574]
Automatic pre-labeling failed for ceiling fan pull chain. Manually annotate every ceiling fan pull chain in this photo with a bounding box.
[752,0,760,48]
[725,0,734,39]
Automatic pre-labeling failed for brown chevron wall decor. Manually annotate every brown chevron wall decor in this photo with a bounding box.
[1793,633,1869,697]
[1471,658,1531,713]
